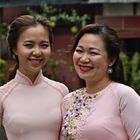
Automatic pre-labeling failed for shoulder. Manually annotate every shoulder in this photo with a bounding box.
[111,82,138,97]
[0,79,17,123]
[111,82,140,109]
[61,89,79,110]
[0,79,17,102]
[63,88,82,103]
[43,76,69,96]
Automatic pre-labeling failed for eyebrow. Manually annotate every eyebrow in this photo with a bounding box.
[77,45,101,52]
[23,40,49,43]
[89,48,101,52]
[24,40,32,43]
[41,41,49,43]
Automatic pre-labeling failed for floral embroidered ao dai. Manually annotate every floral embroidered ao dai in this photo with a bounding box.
[62,88,100,139]
[60,82,140,140]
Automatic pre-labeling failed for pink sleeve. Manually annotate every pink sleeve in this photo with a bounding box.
[119,87,140,140]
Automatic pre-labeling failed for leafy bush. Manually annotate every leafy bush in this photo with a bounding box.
[0,59,8,86]
[27,3,90,33]
[131,52,140,93]
[0,22,7,39]
[0,127,7,140]
[120,52,140,94]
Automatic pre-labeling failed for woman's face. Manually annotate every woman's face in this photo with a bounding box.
[14,24,51,76]
[73,33,112,83]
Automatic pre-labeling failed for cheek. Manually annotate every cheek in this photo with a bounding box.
[97,58,109,70]
[93,57,109,71]
[73,52,79,63]
[44,49,51,58]
[73,55,75,64]
[16,50,27,58]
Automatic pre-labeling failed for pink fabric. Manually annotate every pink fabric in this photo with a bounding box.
[60,82,140,140]
[0,70,69,140]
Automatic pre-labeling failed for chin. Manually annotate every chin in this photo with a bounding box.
[78,74,89,80]
[30,67,41,73]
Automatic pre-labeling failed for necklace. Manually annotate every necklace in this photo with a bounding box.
[62,88,100,140]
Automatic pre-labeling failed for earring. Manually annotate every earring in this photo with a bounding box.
[108,67,113,74]
[12,54,16,60]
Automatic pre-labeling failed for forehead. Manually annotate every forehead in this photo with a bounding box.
[78,33,106,50]
[19,25,49,39]
[22,24,48,33]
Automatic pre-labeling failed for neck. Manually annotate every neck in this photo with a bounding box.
[85,78,112,94]
[28,73,39,83]
[18,69,40,83]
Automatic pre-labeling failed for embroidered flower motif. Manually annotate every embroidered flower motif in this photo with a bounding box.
[62,88,99,140]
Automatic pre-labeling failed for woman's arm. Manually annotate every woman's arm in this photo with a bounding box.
[119,87,140,140]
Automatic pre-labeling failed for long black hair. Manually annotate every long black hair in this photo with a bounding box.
[71,23,124,83]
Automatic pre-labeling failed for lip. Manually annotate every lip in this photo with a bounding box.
[79,64,93,72]
[29,58,43,66]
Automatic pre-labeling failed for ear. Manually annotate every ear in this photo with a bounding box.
[108,58,116,67]
[12,48,17,55]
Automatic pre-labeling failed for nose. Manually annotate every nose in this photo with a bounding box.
[80,53,90,63]
[33,47,42,56]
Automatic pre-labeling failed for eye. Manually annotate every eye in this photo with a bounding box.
[75,48,83,53]
[40,43,50,49]
[90,51,99,55]
[24,43,33,49]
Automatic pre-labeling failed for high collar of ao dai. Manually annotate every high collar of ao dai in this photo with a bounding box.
[15,70,44,86]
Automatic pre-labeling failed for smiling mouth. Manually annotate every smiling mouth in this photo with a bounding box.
[29,59,43,66]
[79,65,93,72]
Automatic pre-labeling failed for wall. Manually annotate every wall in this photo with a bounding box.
[103,3,133,16]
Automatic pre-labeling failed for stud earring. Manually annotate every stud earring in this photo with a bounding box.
[108,67,113,74]
[12,54,16,60]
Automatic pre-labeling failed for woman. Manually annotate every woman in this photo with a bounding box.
[60,24,140,140]
[0,15,69,140]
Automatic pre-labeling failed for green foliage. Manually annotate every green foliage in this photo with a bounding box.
[27,3,90,33]
[0,59,8,86]
[131,52,140,92]
[0,127,7,140]
[120,52,131,82]
[43,59,65,80]
[120,52,140,93]
[0,22,7,38]
[69,66,75,73]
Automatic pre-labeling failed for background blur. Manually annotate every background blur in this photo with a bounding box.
[0,0,140,91]
[0,0,140,139]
